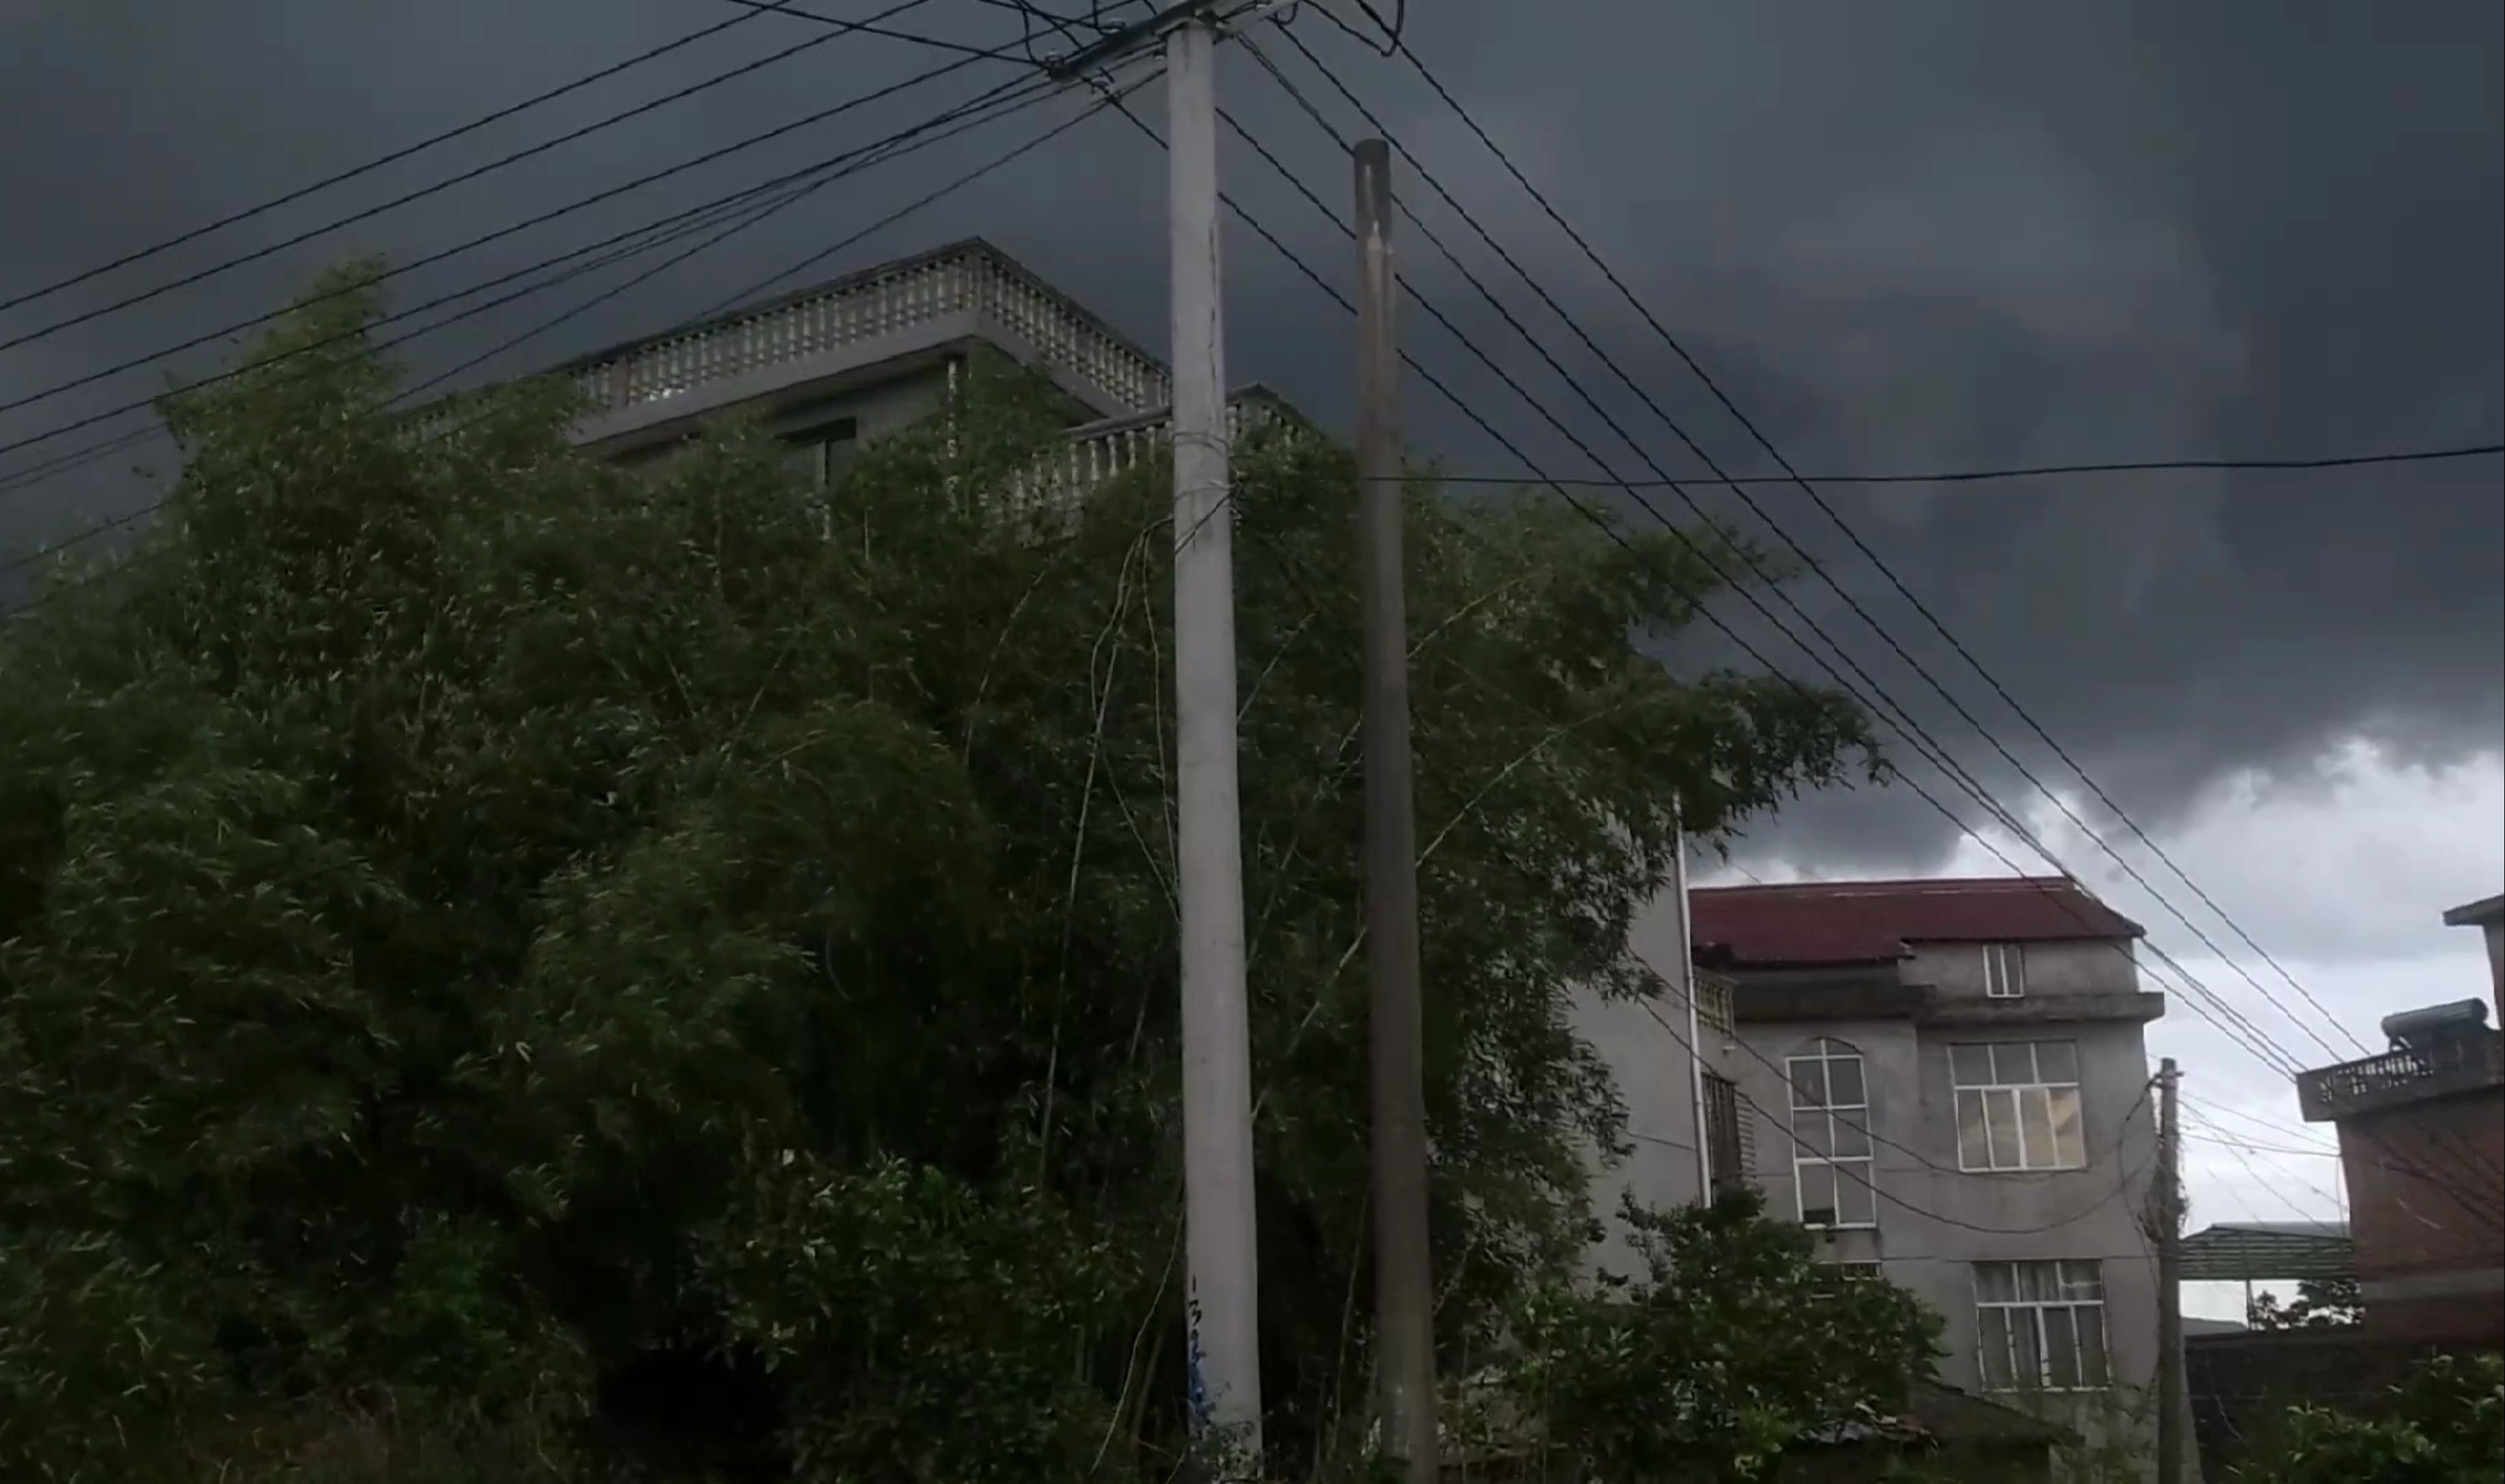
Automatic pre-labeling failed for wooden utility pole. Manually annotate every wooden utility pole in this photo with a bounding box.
[1353,136,1438,1478]
[2156,1057,2184,1484]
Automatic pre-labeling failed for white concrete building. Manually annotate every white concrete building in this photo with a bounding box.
[1580,875,2172,1468]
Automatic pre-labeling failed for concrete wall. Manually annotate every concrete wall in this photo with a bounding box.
[1574,893,1714,1282]
[1731,1014,2161,1400]
[1582,1007,2164,1457]
[1905,938,2140,1000]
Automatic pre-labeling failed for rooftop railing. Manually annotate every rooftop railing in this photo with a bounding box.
[1695,969,1737,1038]
[566,243,1169,420]
[2298,1030,2504,1121]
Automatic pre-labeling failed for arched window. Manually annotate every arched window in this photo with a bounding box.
[1786,1037,1876,1228]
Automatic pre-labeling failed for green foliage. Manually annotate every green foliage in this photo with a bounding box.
[1484,1189,1944,1481]
[0,273,1880,1479]
[2232,1352,2505,1484]
[2245,1275,2362,1331]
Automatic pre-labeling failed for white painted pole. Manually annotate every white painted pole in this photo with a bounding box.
[1675,800,1712,1199]
[1167,16,1263,1476]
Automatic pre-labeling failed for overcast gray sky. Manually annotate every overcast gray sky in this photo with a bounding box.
[4,1,2500,1309]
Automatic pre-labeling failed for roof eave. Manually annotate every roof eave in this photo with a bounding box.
[2443,893,2504,928]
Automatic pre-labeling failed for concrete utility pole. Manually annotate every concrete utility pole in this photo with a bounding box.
[2155,1057,2184,1484]
[1353,137,1439,1479]
[1674,799,1711,1200]
[1167,13,1264,1476]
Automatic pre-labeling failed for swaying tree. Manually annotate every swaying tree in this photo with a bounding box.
[0,267,1909,1480]
[2233,1353,2504,1484]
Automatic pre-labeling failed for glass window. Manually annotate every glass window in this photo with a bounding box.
[1786,1038,1876,1228]
[1974,1261,2111,1391]
[1984,943,2027,998]
[782,417,860,492]
[1952,1041,2088,1172]
[1703,1071,1748,1193]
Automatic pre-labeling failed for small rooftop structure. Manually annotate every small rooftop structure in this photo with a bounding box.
[1689,876,2144,968]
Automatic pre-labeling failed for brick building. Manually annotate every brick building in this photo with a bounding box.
[2292,895,2505,1344]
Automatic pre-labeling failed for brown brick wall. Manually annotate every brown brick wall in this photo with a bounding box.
[2337,1086,2505,1342]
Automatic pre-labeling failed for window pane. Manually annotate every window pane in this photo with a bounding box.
[1828,1056,1866,1110]
[1796,1115,1832,1158]
[2060,1261,2104,1300]
[1978,1307,2015,1390]
[2036,1041,2079,1083]
[2078,1307,2111,1386]
[1957,1090,1990,1169]
[2004,945,2027,996]
[1951,1044,1995,1086]
[1832,1116,1873,1160]
[1975,1263,2017,1303]
[1798,1162,1837,1225]
[2012,1308,2045,1389]
[2049,1087,2086,1168]
[1992,1043,2037,1084]
[1789,1059,1828,1110]
[2019,1086,2056,1169]
[1986,1088,2023,1169]
[2043,1306,2081,1389]
[1836,1162,1876,1225]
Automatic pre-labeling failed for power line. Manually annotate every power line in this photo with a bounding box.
[1300,21,2382,1066]
[0,0,1008,363]
[0,63,1057,467]
[5,64,1138,591]
[0,5,781,319]
[1261,22,2366,1074]
[1116,74,2328,1097]
[2183,1132,2341,1162]
[0,8,1024,434]
[0,65,1059,510]
[1397,445,2505,486]
[2181,1108,2347,1222]
[1193,71,2317,1082]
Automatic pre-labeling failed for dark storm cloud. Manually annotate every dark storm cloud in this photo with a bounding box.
[3,0,2499,872]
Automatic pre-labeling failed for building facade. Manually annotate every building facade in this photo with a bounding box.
[2293,895,2505,1345]
[1581,875,2172,1465]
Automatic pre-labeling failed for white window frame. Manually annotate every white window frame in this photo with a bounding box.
[1786,1038,1877,1230]
[1973,1260,2111,1391]
[1983,942,2027,998]
[1951,1040,2087,1173]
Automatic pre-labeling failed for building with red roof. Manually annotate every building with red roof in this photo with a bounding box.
[1577,873,2178,1475]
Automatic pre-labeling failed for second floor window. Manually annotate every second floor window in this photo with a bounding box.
[1983,942,2027,998]
[1951,1041,2086,1171]
[1787,1037,1876,1228]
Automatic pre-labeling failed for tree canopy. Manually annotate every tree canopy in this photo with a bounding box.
[0,269,1899,1480]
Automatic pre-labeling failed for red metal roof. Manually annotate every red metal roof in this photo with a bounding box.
[1689,876,2144,967]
